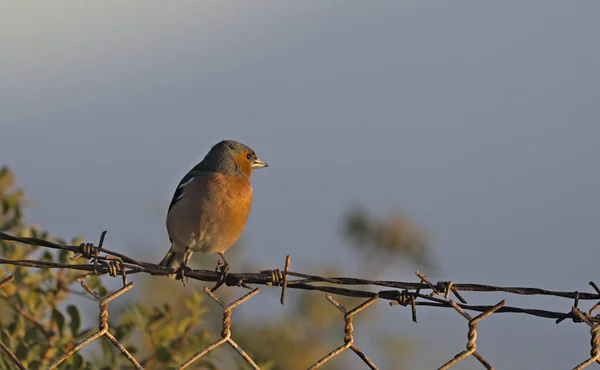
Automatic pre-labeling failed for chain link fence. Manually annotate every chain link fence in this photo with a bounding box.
[1,231,599,369]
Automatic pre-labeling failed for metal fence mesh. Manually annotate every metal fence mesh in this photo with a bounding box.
[1,230,599,370]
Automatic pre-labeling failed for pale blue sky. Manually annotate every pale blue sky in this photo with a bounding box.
[2,2,600,369]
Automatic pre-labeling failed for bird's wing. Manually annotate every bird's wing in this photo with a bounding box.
[167,162,211,212]
[166,165,211,244]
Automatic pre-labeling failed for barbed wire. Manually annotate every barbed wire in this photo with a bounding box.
[1,230,599,369]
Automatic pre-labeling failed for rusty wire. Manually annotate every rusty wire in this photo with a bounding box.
[179,287,260,370]
[48,269,140,370]
[438,300,505,370]
[309,294,379,369]
[1,230,600,369]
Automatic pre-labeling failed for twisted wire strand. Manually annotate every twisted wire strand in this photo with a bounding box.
[2,230,600,369]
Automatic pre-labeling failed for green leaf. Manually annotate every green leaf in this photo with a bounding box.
[15,342,27,360]
[58,249,69,264]
[0,329,12,350]
[24,327,42,343]
[155,346,173,363]
[100,333,113,359]
[177,316,193,335]
[67,305,81,336]
[2,358,13,370]
[196,360,217,370]
[71,352,83,368]
[9,313,25,336]
[113,322,134,341]
[125,345,138,355]
[52,308,65,335]
[85,276,108,297]
[40,251,53,262]
[97,285,108,297]
[23,273,41,286]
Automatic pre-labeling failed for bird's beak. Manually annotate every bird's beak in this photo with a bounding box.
[251,158,269,169]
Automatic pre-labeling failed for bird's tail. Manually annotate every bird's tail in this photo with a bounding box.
[158,246,185,279]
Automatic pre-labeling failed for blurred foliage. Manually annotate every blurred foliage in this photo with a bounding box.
[0,166,426,369]
[0,166,96,369]
[343,205,435,274]
[0,166,219,369]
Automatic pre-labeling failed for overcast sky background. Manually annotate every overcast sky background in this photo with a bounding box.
[1,2,600,369]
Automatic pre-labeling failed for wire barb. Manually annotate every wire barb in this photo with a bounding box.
[280,254,291,305]
[1,231,600,368]
[416,270,441,297]
[70,242,98,262]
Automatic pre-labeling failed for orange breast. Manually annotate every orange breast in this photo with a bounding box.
[166,172,253,254]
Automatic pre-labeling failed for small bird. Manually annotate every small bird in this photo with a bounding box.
[159,140,268,279]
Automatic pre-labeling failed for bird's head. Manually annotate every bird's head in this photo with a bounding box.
[202,140,268,179]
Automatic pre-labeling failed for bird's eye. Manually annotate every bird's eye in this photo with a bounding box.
[246,153,252,160]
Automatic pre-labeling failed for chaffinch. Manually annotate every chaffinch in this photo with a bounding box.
[159,140,268,279]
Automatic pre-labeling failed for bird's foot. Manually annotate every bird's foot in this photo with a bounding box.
[211,254,230,292]
[215,259,230,275]
[216,252,230,272]
[174,264,192,286]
